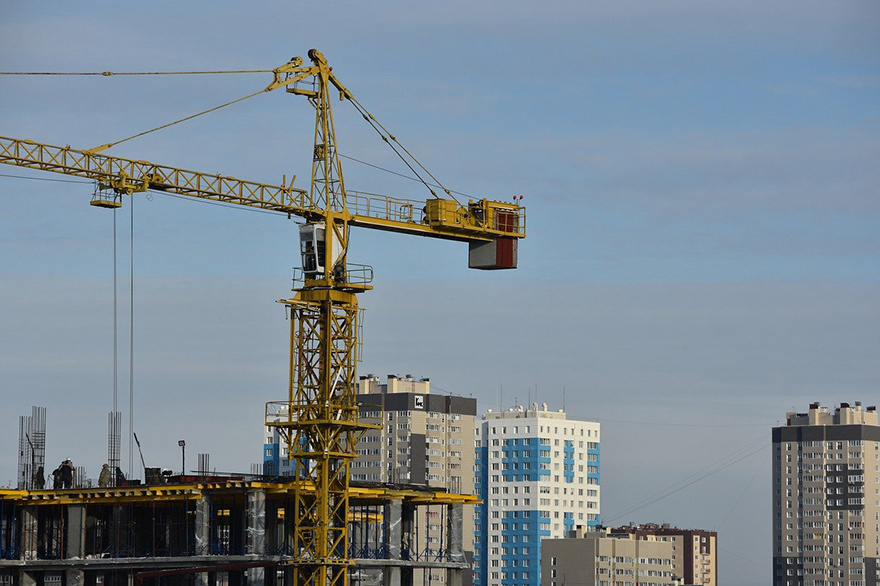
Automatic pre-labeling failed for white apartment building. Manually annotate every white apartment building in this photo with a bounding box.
[474,404,600,586]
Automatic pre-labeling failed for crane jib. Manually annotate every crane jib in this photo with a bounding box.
[0,135,525,248]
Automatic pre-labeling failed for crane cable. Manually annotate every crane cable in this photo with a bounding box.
[338,155,477,201]
[0,69,273,76]
[4,67,472,202]
[0,68,275,154]
[84,88,269,154]
[346,96,464,206]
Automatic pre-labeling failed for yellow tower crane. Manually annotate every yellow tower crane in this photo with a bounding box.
[0,49,525,586]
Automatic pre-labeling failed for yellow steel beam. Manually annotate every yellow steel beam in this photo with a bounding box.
[0,136,524,243]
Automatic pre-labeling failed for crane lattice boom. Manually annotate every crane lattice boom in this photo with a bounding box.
[0,135,524,244]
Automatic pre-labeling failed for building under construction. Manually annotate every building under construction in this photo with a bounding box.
[0,477,476,586]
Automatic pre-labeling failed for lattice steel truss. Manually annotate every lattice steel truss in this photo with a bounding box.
[268,289,375,586]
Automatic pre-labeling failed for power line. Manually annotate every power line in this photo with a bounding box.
[594,417,771,428]
[603,433,770,524]
[716,448,770,530]
[717,544,770,570]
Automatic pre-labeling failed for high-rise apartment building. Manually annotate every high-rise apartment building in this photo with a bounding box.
[355,374,477,586]
[354,374,476,493]
[474,404,600,586]
[773,401,880,586]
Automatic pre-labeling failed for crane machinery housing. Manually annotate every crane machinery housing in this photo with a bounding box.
[0,49,525,586]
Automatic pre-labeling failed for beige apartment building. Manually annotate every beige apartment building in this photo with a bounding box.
[356,374,477,586]
[607,525,717,585]
[541,527,678,586]
[773,401,880,586]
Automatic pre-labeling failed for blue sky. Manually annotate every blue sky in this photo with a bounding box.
[1,2,878,584]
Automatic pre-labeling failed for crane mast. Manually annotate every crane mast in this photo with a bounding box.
[0,49,525,586]
[277,49,368,586]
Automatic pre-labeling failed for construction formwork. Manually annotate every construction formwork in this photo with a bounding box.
[0,481,475,586]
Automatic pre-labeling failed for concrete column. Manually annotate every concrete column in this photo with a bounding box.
[195,496,212,555]
[247,567,265,586]
[66,505,86,560]
[384,499,403,560]
[247,489,266,555]
[444,503,466,586]
[18,572,36,586]
[446,504,464,563]
[194,497,211,586]
[65,570,85,586]
[20,507,37,561]
[401,503,414,562]
[383,567,401,586]
[246,488,267,586]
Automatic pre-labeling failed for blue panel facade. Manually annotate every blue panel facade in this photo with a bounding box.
[263,443,280,476]
[563,440,575,483]
[474,444,489,586]
[587,444,600,527]
[501,438,545,482]
[500,510,542,586]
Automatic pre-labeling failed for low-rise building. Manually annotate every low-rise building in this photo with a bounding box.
[541,527,677,586]
[607,524,717,586]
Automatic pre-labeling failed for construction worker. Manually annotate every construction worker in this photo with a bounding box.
[32,465,45,489]
[60,459,74,489]
[98,464,112,488]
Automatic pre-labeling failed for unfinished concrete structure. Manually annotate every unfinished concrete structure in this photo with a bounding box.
[0,478,475,586]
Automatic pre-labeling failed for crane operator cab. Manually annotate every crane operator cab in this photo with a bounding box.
[299,222,342,280]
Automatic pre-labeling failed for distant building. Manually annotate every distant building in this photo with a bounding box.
[541,526,678,586]
[264,403,292,477]
[773,401,880,585]
[355,373,478,586]
[474,404,600,586]
[607,524,717,585]
[354,374,476,493]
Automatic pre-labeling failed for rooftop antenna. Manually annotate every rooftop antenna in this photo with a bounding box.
[563,386,566,412]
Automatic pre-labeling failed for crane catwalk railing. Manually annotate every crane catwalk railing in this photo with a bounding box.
[0,135,524,242]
